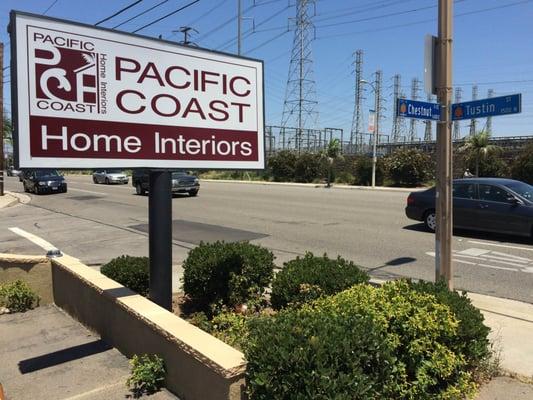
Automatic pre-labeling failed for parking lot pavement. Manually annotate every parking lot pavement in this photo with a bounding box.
[0,305,177,400]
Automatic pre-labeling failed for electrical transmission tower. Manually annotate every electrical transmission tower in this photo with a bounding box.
[453,87,462,140]
[350,50,364,152]
[391,74,402,142]
[408,78,420,142]
[424,94,434,141]
[486,89,494,134]
[373,70,385,144]
[281,0,318,151]
[469,85,478,136]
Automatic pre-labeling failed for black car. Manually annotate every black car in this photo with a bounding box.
[406,178,533,238]
[132,170,200,197]
[22,169,67,194]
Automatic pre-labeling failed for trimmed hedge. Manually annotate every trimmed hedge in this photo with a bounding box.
[408,279,491,368]
[101,255,149,296]
[182,241,275,312]
[245,281,476,400]
[270,253,369,310]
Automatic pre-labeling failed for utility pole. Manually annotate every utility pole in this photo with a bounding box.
[469,84,478,136]
[487,89,494,134]
[372,70,383,188]
[435,0,453,288]
[176,26,198,46]
[0,42,4,197]
[453,87,462,140]
[409,78,420,142]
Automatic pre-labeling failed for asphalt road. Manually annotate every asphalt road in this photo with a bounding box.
[2,174,533,304]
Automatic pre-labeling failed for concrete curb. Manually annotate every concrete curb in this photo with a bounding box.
[0,193,18,209]
[201,179,426,193]
[5,191,31,205]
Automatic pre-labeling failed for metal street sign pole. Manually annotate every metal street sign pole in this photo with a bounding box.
[0,42,4,197]
[149,170,172,310]
[435,0,454,289]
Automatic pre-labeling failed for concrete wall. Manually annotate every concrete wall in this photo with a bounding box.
[0,254,53,304]
[51,255,246,400]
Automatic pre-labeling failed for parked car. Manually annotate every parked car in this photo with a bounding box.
[92,169,129,184]
[132,169,199,196]
[22,169,67,194]
[6,166,22,177]
[405,178,533,238]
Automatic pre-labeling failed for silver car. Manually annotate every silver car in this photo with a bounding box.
[92,169,129,184]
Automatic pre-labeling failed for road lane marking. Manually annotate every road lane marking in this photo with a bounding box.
[491,251,532,262]
[9,227,57,251]
[68,188,107,195]
[478,263,517,272]
[458,248,490,256]
[468,240,533,252]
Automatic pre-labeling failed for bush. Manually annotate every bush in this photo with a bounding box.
[294,152,323,183]
[267,150,297,182]
[182,241,275,312]
[210,311,250,350]
[245,281,476,400]
[0,280,39,312]
[270,253,369,310]
[385,148,434,186]
[408,279,491,369]
[463,153,509,178]
[127,354,165,396]
[353,155,385,186]
[101,256,149,296]
[511,144,533,184]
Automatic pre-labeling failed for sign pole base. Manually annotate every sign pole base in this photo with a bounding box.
[149,170,172,311]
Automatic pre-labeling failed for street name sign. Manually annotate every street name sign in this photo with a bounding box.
[10,11,265,169]
[452,94,521,121]
[397,98,440,121]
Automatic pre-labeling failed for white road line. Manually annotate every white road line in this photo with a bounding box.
[9,227,57,251]
[451,253,527,268]
[61,379,128,400]
[478,263,518,272]
[490,251,532,262]
[68,188,107,195]
[453,258,477,265]
[481,254,529,264]
[468,240,533,252]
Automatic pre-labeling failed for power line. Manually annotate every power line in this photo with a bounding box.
[43,0,60,16]
[197,2,257,43]
[246,30,289,54]
[95,0,144,26]
[132,0,201,33]
[113,0,170,29]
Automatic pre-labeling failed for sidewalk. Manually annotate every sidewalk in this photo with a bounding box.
[0,193,18,209]
[201,178,425,193]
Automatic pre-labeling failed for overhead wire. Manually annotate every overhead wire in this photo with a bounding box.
[95,0,144,26]
[132,0,201,33]
[43,0,60,16]
[113,0,171,29]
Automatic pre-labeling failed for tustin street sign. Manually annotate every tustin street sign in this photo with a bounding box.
[10,11,265,170]
[451,94,521,121]
[397,98,441,121]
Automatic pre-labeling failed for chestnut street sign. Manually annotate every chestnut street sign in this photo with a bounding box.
[10,11,265,169]
[397,98,441,121]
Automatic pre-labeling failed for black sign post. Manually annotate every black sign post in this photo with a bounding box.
[148,170,172,310]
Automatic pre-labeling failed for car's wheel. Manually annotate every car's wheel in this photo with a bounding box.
[424,209,437,232]
[105,178,110,184]
[188,190,198,197]
[93,176,98,183]
[135,183,145,195]
[23,182,29,193]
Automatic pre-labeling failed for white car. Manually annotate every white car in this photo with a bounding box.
[92,169,129,184]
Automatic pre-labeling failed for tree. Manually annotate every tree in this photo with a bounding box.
[385,148,434,187]
[458,131,502,177]
[511,144,533,184]
[320,139,342,187]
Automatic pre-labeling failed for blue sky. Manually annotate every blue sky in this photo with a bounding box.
[2,0,532,140]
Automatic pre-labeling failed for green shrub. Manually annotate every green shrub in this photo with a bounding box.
[101,256,149,296]
[511,144,533,184]
[245,281,476,400]
[182,241,275,312]
[294,152,323,183]
[385,148,434,186]
[270,253,369,310]
[354,155,385,186]
[0,280,39,312]
[127,354,165,396]
[462,152,509,178]
[210,311,250,350]
[408,279,491,369]
[267,150,297,181]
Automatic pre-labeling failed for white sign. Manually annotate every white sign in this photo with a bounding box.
[11,12,265,169]
[368,109,376,133]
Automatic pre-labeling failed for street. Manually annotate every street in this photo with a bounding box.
[2,174,533,304]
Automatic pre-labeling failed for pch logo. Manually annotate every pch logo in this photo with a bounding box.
[31,40,98,109]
